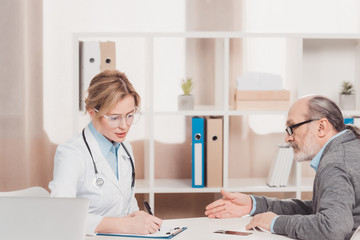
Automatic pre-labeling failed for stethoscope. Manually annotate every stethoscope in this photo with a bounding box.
[82,129,135,189]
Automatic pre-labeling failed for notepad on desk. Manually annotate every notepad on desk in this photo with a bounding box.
[97,226,187,239]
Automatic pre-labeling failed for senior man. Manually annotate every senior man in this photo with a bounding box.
[205,95,360,240]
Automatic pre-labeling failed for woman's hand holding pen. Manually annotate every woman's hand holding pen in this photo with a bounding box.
[96,202,162,235]
[126,211,162,234]
[95,211,162,235]
[204,189,252,218]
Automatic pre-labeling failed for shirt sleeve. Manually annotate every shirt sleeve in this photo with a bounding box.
[270,216,279,233]
[249,195,257,215]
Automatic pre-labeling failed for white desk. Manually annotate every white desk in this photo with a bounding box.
[87,216,292,240]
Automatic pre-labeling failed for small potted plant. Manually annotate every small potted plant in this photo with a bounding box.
[178,78,194,110]
[339,81,356,110]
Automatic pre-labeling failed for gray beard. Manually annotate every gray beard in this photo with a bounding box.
[294,150,313,162]
[292,129,321,162]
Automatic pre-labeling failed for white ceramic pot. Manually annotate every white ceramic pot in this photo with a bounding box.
[339,94,356,110]
[178,95,194,110]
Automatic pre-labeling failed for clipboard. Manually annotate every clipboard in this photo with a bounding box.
[97,226,187,239]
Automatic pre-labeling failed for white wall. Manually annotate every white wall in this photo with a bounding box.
[245,0,360,33]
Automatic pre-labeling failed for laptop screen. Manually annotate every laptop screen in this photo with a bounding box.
[0,197,88,240]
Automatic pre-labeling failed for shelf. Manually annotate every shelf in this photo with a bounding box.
[301,38,360,105]
[154,109,226,116]
[153,109,289,116]
[228,110,288,116]
[72,31,360,215]
[134,179,150,193]
[153,179,221,193]
[74,32,360,40]
[134,178,311,194]
[227,178,298,193]
[342,110,360,117]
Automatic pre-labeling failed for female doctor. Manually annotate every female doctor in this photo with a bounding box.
[49,70,162,235]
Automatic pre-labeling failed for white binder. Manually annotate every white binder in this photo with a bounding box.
[267,144,294,187]
[79,41,101,110]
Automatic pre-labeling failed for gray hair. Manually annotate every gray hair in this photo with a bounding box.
[307,95,360,138]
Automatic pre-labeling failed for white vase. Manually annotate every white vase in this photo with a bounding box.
[178,95,194,110]
[339,94,356,110]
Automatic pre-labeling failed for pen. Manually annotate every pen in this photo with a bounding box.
[144,201,153,215]
[143,201,160,231]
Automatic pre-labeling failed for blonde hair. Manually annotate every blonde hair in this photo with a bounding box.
[85,70,140,117]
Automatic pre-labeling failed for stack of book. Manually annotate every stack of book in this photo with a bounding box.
[235,71,290,111]
[192,116,223,188]
[267,144,294,187]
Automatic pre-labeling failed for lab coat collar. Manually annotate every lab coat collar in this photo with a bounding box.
[88,122,118,159]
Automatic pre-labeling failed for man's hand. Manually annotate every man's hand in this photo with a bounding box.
[204,189,252,218]
[246,212,278,232]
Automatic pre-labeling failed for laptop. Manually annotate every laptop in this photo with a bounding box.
[0,197,88,240]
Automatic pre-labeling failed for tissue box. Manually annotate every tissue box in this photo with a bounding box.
[235,90,290,110]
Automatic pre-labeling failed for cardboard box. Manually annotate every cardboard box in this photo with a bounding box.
[235,90,290,110]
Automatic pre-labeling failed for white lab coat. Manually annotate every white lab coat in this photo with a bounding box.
[49,126,139,235]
